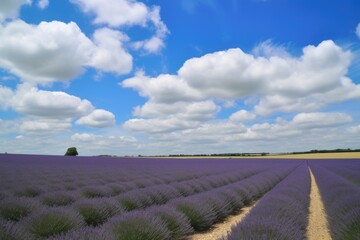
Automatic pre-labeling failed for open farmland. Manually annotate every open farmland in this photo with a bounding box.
[0,154,359,240]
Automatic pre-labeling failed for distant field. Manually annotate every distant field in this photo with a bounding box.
[0,154,359,239]
[253,152,360,159]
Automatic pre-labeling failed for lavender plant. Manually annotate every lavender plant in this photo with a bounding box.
[225,163,311,240]
[106,211,171,240]
[41,191,76,207]
[171,197,217,231]
[25,208,85,238]
[0,220,30,240]
[74,198,122,226]
[47,227,114,240]
[149,205,194,240]
[0,198,38,222]
[310,163,360,240]
[14,186,43,198]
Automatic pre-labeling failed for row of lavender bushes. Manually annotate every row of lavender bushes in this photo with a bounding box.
[0,154,301,239]
[225,162,311,240]
[45,165,294,240]
[309,161,360,240]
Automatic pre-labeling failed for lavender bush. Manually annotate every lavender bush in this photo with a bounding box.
[149,205,194,240]
[310,162,360,240]
[0,220,30,240]
[74,198,122,226]
[106,211,171,240]
[41,191,76,207]
[25,208,85,238]
[47,227,114,240]
[0,198,38,222]
[225,163,311,240]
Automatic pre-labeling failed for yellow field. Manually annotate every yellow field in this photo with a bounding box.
[165,152,360,159]
[249,152,360,159]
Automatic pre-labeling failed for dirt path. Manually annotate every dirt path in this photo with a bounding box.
[307,168,332,240]
[189,202,257,240]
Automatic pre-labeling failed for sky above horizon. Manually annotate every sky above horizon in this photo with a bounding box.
[0,0,360,156]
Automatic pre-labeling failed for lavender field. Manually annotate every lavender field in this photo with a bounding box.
[0,154,359,240]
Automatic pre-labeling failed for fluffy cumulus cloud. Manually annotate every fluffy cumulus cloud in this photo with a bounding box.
[0,0,31,22]
[89,28,132,75]
[10,84,94,118]
[229,110,256,123]
[19,118,72,135]
[122,71,219,133]
[70,0,148,27]
[122,40,360,140]
[178,40,360,115]
[122,72,203,103]
[0,20,132,84]
[71,0,169,53]
[76,109,116,128]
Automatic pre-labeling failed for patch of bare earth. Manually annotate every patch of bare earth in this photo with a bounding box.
[307,168,332,240]
[189,202,257,240]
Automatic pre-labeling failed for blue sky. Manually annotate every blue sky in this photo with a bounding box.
[0,0,360,156]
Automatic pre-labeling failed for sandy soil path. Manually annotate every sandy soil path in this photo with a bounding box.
[307,168,332,240]
[189,202,256,240]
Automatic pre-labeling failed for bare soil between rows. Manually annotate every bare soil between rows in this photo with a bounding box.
[307,168,332,240]
[188,201,257,240]
[188,167,333,240]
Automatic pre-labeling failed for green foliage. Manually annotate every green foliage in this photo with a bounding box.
[42,193,75,207]
[65,147,78,156]
[0,200,34,221]
[27,209,84,238]
[109,214,170,240]
[14,187,42,198]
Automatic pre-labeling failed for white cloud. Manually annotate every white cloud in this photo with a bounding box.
[70,133,138,155]
[136,111,355,154]
[131,6,169,53]
[71,0,169,53]
[230,110,256,122]
[133,100,219,121]
[124,117,200,134]
[76,109,116,128]
[179,40,353,100]
[11,85,94,118]
[70,0,148,27]
[0,0,31,22]
[0,85,13,109]
[122,72,203,103]
[0,20,132,84]
[178,40,359,115]
[356,23,360,39]
[89,28,132,75]
[291,112,353,129]
[0,20,93,84]
[19,118,72,135]
[0,119,18,134]
[37,0,49,9]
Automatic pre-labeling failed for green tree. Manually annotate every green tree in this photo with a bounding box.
[65,147,78,156]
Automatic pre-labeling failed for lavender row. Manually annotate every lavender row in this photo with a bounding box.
[309,163,360,240]
[0,158,223,197]
[46,164,296,240]
[225,162,311,240]
[0,167,261,227]
[322,162,360,187]
[0,163,299,239]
